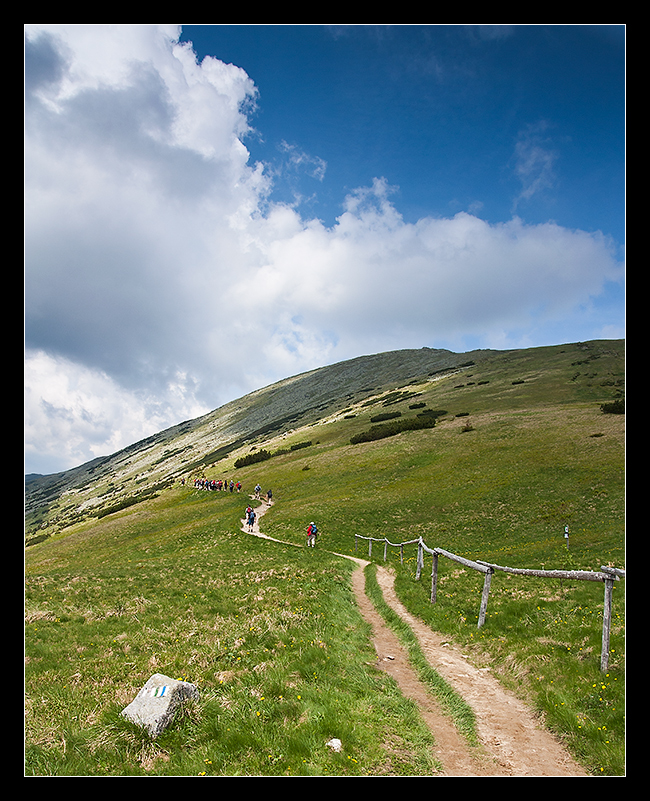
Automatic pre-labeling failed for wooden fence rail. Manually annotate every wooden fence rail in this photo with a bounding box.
[354,534,624,671]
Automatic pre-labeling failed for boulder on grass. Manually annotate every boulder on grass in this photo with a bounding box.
[121,673,199,738]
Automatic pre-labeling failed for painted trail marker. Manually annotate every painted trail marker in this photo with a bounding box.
[121,673,199,738]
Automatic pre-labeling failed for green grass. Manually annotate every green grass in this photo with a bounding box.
[25,340,625,776]
[25,491,439,776]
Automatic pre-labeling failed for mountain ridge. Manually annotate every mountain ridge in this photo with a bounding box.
[25,346,493,487]
[24,340,623,541]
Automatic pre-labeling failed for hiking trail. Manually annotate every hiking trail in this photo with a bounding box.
[241,498,588,777]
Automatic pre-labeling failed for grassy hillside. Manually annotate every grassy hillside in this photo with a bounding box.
[24,346,497,541]
[25,340,625,776]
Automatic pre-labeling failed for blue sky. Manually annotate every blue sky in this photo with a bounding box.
[24,25,625,474]
[181,25,624,239]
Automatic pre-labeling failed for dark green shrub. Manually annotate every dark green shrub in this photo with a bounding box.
[350,415,436,445]
[417,409,447,419]
[370,411,402,423]
[601,398,625,414]
[96,491,159,518]
[234,449,272,469]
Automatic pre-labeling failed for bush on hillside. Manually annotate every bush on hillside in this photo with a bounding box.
[370,411,402,423]
[350,415,437,445]
[271,440,313,457]
[234,449,272,469]
[96,489,161,518]
[290,440,312,451]
[417,409,447,419]
[234,440,312,469]
[601,398,625,414]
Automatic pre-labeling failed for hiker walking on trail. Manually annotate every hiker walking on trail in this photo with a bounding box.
[247,509,256,531]
[266,489,273,504]
[306,522,318,548]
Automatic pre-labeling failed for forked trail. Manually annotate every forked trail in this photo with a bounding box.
[241,499,588,777]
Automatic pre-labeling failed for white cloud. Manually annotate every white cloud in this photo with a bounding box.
[24,350,210,475]
[24,25,624,474]
[512,121,559,209]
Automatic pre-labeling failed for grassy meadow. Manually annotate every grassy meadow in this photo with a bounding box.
[25,340,625,776]
[25,491,439,776]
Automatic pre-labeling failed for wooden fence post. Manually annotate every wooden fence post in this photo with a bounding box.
[431,552,439,604]
[478,567,493,628]
[599,566,624,672]
[601,575,614,671]
[415,541,423,580]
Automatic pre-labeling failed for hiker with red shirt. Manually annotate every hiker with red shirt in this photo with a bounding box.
[306,522,318,548]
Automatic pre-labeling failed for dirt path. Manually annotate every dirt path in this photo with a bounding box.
[370,565,588,776]
[241,500,588,777]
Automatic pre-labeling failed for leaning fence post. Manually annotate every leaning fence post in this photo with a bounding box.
[478,567,494,628]
[384,539,388,561]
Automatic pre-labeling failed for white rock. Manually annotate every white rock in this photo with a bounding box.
[121,673,199,738]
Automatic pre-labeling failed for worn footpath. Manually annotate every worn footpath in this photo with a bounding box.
[241,499,588,777]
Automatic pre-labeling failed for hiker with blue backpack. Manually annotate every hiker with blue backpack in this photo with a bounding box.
[306,522,318,548]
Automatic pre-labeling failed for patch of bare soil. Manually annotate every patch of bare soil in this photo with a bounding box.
[242,501,588,777]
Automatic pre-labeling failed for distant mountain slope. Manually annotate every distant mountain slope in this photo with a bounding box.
[24,341,623,542]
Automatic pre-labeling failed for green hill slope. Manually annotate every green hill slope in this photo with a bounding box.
[25,345,496,540]
[25,340,625,776]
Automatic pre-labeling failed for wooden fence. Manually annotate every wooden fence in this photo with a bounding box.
[354,534,624,671]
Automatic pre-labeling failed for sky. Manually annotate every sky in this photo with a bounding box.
[24,24,625,475]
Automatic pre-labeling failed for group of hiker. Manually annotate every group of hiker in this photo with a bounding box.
[193,478,241,492]
[188,478,274,501]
